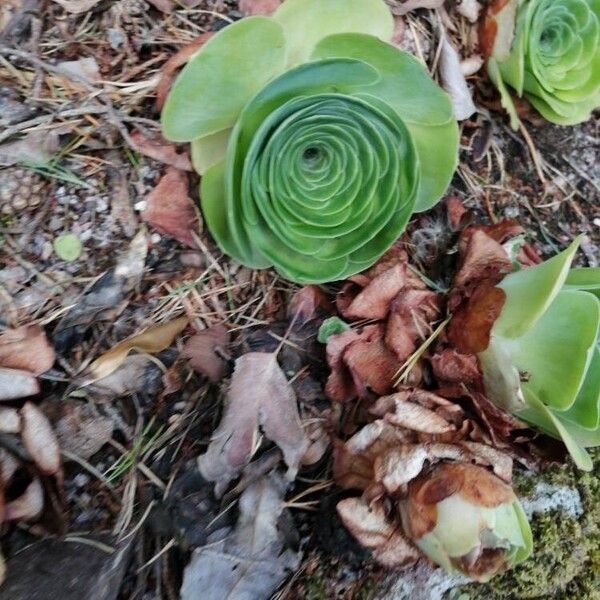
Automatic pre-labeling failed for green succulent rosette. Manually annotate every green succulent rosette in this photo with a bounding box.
[161,0,459,283]
[480,237,600,470]
[484,0,600,128]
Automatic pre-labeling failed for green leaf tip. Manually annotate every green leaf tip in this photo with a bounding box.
[481,237,600,469]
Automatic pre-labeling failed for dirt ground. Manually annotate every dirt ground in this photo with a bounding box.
[0,1,598,599]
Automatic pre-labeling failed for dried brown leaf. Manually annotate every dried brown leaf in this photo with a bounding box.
[287,285,332,324]
[449,282,506,354]
[385,289,441,361]
[341,264,415,320]
[0,131,60,167]
[130,130,192,171]
[198,352,309,493]
[430,348,481,384]
[85,316,188,383]
[145,0,173,12]
[56,57,100,83]
[385,395,456,435]
[142,167,200,248]
[20,402,61,476]
[454,230,513,288]
[337,497,420,567]
[0,325,55,375]
[182,325,229,383]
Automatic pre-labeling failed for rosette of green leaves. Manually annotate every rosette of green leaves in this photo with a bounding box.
[161,0,458,283]
[486,0,600,128]
[480,237,600,470]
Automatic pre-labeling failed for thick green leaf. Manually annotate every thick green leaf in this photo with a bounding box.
[500,289,599,411]
[564,267,600,297]
[494,236,581,338]
[161,17,286,142]
[191,129,232,175]
[273,0,394,66]
[519,389,593,470]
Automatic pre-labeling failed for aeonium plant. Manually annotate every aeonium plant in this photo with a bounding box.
[479,237,600,470]
[161,0,459,283]
[481,0,600,128]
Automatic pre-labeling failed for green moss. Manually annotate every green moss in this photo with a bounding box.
[455,450,600,599]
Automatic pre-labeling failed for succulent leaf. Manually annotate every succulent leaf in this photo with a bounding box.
[162,0,458,283]
[486,0,600,128]
[481,240,600,468]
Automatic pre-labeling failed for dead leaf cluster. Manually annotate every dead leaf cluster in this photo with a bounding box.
[334,387,515,568]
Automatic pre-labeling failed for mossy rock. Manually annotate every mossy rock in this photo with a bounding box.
[456,449,600,600]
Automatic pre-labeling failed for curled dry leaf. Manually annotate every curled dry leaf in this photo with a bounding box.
[20,402,61,476]
[182,324,229,383]
[84,316,188,383]
[180,473,300,600]
[0,325,55,375]
[4,478,44,522]
[155,33,213,111]
[438,30,477,121]
[85,354,158,398]
[325,325,399,402]
[130,130,192,171]
[453,230,512,288]
[0,368,39,402]
[340,263,420,320]
[385,289,441,361]
[238,0,282,15]
[198,352,309,494]
[430,348,480,384]
[337,497,420,567]
[448,282,506,354]
[142,167,200,248]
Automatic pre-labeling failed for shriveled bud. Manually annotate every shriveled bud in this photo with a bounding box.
[400,463,532,582]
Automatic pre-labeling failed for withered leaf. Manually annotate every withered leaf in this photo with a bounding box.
[130,130,192,171]
[182,325,229,383]
[83,316,188,383]
[0,325,55,375]
[449,282,506,354]
[142,167,200,248]
[430,348,481,384]
[4,478,44,522]
[198,352,309,493]
[385,289,441,361]
[180,473,300,600]
[50,0,102,12]
[337,497,420,567]
[454,230,513,288]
